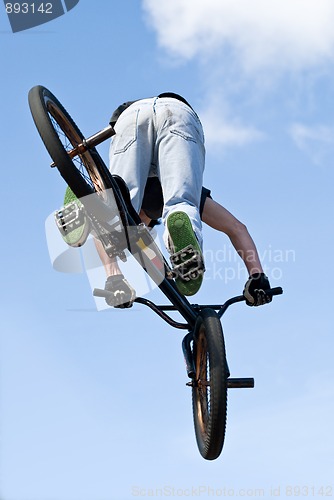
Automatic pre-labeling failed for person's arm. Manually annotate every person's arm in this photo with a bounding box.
[92,209,152,307]
[201,197,263,275]
[201,196,272,306]
[93,238,136,307]
[94,209,151,277]
[93,238,122,276]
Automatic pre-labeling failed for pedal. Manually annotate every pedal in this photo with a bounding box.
[227,378,255,389]
[170,245,205,281]
[55,201,86,236]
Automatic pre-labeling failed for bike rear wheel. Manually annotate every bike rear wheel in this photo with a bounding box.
[192,308,228,460]
[28,85,112,201]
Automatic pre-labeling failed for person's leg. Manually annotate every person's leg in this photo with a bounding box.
[153,98,205,249]
[108,98,156,213]
[154,98,205,295]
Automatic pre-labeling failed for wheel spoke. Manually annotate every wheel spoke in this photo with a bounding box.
[47,106,108,198]
[49,113,95,189]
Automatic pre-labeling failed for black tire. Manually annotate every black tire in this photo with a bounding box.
[28,85,112,201]
[192,308,228,460]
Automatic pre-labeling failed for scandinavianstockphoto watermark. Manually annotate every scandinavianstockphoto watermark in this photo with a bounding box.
[203,244,295,283]
[131,485,266,497]
[131,484,333,497]
[3,0,80,32]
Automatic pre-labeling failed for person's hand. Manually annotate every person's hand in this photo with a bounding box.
[104,274,136,308]
[243,273,272,306]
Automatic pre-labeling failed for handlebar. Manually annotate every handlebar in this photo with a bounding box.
[93,286,283,320]
[217,286,283,317]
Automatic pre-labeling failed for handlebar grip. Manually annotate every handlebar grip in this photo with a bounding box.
[265,286,283,296]
[93,288,110,298]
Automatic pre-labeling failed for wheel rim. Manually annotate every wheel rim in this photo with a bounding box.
[45,96,108,199]
[194,327,211,439]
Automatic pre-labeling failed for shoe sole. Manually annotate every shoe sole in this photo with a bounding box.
[61,187,88,247]
[167,211,204,296]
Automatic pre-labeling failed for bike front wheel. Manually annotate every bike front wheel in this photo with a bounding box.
[192,308,228,460]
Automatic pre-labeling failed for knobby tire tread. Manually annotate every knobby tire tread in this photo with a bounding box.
[192,308,228,460]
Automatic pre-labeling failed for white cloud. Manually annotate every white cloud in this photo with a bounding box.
[290,123,334,166]
[143,1,334,149]
[143,0,334,74]
[201,108,264,147]
[290,123,334,147]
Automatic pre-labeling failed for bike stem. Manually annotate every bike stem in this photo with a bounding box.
[51,125,116,167]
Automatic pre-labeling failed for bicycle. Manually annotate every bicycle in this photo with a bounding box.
[28,85,283,461]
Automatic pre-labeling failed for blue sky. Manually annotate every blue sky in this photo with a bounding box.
[0,1,333,499]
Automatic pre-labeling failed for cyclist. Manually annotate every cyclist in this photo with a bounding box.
[58,93,272,307]
[108,93,205,298]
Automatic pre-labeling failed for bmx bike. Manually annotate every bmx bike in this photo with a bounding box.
[28,85,283,461]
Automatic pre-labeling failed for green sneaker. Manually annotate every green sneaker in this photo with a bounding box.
[167,211,205,296]
[54,187,90,247]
